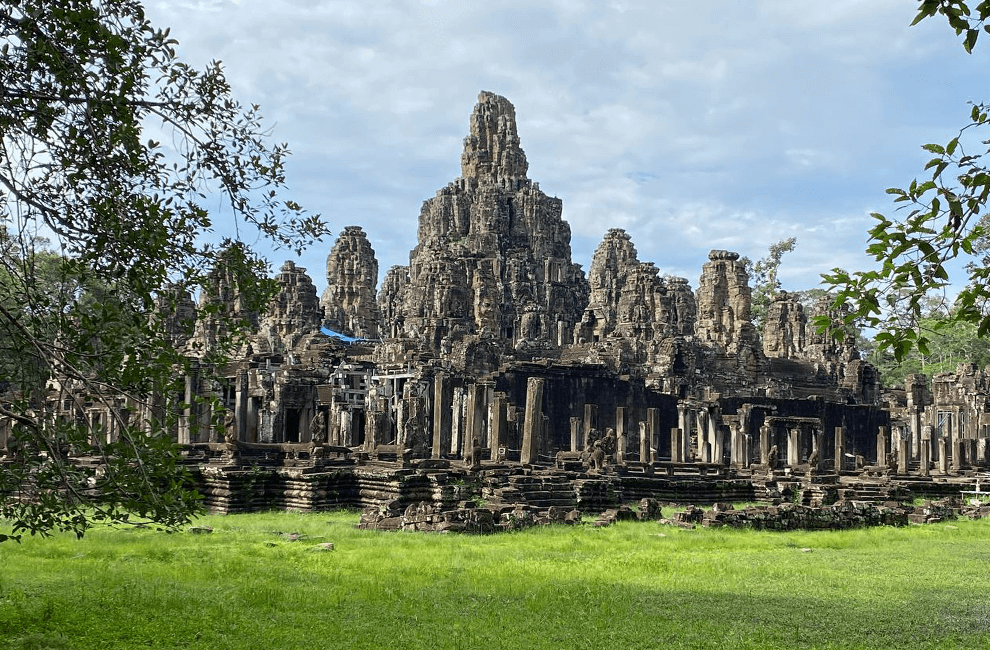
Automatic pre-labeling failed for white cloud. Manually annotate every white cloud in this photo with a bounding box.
[140,0,989,296]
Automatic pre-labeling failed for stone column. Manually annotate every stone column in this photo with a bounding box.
[897,435,909,475]
[920,437,931,476]
[520,378,544,465]
[615,407,627,465]
[541,415,550,459]
[834,426,845,472]
[489,394,507,461]
[340,409,353,447]
[646,408,658,462]
[570,417,582,453]
[952,438,963,471]
[938,437,949,474]
[179,372,196,444]
[640,422,652,464]
[729,422,740,468]
[670,427,683,463]
[245,391,259,443]
[583,403,599,450]
[759,425,770,465]
[787,428,800,467]
[743,433,752,469]
[876,426,888,467]
[946,412,954,462]
[677,404,690,461]
[695,410,707,462]
[432,373,452,459]
[711,420,723,466]
[911,408,923,459]
[451,386,464,457]
[464,384,485,456]
[364,409,383,452]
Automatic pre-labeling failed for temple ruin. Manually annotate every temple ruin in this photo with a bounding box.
[5,91,990,523]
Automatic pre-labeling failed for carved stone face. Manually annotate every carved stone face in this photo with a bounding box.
[444,287,469,318]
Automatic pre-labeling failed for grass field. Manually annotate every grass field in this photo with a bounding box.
[2,510,990,650]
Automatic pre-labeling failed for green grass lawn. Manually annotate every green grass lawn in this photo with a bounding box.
[2,510,990,650]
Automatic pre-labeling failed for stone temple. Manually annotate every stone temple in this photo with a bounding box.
[8,91,990,524]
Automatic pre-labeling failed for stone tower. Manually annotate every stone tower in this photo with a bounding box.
[378,91,589,354]
[762,291,807,359]
[189,246,261,355]
[321,226,380,339]
[577,228,640,342]
[577,228,698,344]
[155,283,196,350]
[695,250,758,354]
[258,261,322,352]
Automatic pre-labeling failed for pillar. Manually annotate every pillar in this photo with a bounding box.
[876,426,888,467]
[520,378,544,465]
[432,373,452,459]
[451,386,463,457]
[464,384,485,455]
[364,409,383,452]
[646,408,658,461]
[952,438,963,471]
[640,422,652,464]
[711,419,723,466]
[729,422,743,468]
[898,435,909,475]
[677,404,690,461]
[615,407,627,465]
[570,417,582,453]
[787,428,800,467]
[340,409,353,446]
[760,425,771,465]
[583,403,599,450]
[179,372,196,444]
[922,423,933,458]
[834,426,845,472]
[920,437,931,476]
[670,427,682,463]
[938,437,949,474]
[911,409,922,459]
[489,394,507,462]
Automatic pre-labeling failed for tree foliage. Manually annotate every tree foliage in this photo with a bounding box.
[871,314,990,387]
[742,237,797,334]
[821,0,990,360]
[0,0,328,540]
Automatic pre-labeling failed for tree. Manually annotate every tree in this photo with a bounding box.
[0,1,328,540]
[870,312,990,386]
[821,1,990,360]
[742,237,797,333]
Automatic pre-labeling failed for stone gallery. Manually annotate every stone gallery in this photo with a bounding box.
[7,92,990,525]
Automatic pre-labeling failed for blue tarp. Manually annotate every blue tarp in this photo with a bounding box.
[320,327,364,343]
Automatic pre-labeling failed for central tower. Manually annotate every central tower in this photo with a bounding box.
[378,92,589,363]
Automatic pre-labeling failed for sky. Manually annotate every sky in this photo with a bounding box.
[144,0,989,297]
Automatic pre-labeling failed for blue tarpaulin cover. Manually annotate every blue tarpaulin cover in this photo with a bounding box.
[320,327,363,343]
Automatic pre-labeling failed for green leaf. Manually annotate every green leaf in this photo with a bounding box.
[965,28,979,52]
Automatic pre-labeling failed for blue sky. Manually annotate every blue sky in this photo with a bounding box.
[145,0,989,297]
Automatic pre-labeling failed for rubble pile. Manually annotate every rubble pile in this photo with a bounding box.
[670,499,959,531]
